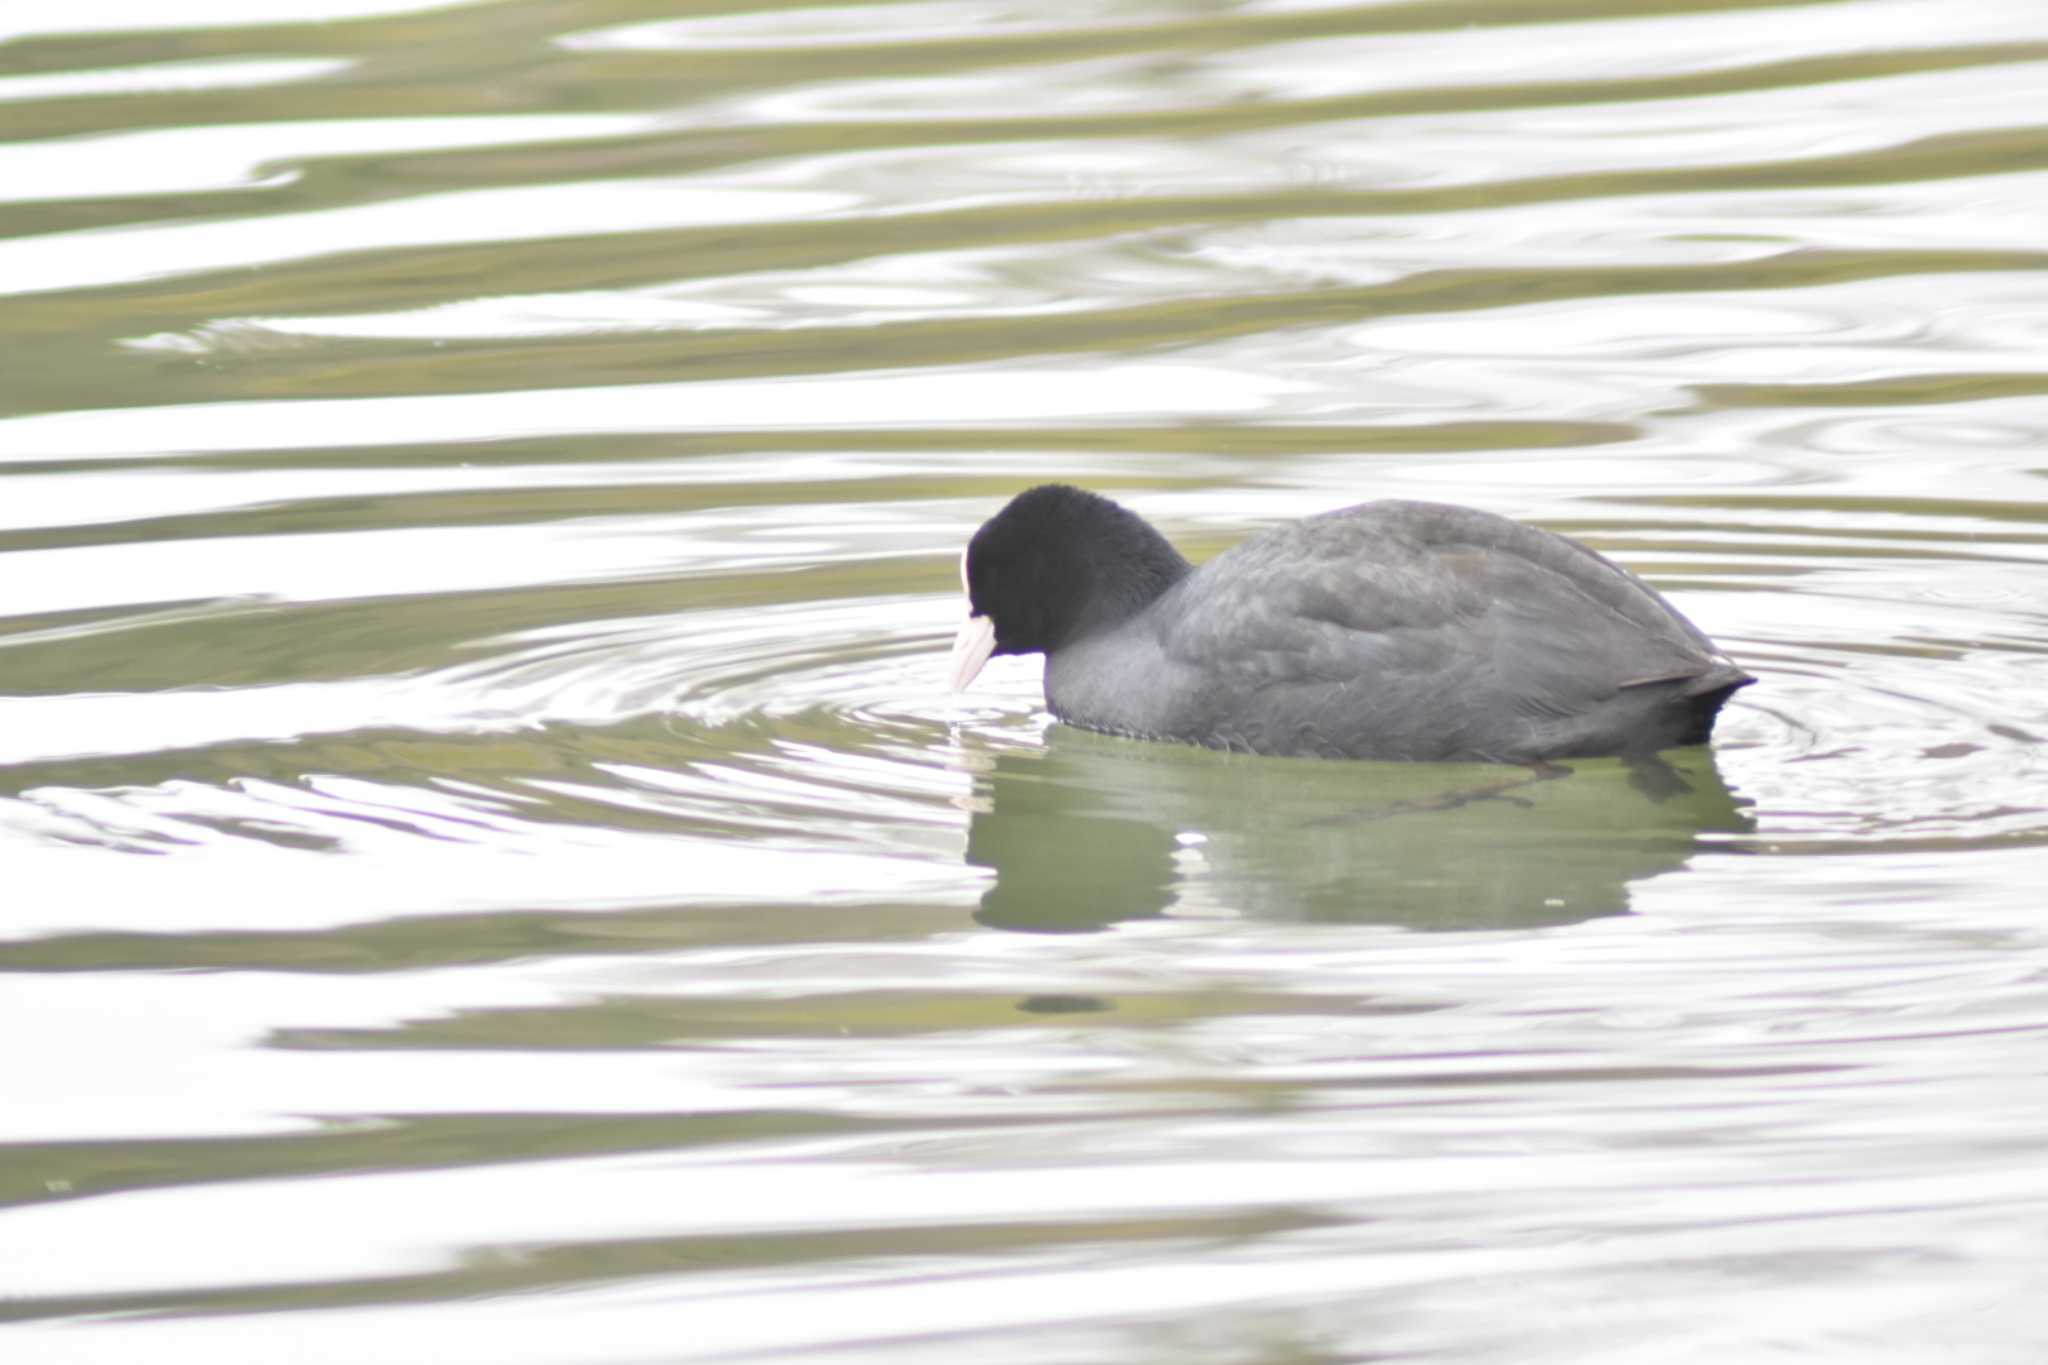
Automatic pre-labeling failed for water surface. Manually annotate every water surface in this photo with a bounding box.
[3,0,2047,1360]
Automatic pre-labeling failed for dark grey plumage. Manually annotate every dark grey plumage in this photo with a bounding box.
[954,485,1752,764]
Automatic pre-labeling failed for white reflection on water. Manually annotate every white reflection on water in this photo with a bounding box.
[0,824,977,930]
[560,0,1148,52]
[0,364,1308,457]
[236,243,1121,339]
[0,0,489,40]
[0,58,348,106]
[0,115,653,203]
[0,177,835,296]
[1223,0,2048,99]
[0,521,675,615]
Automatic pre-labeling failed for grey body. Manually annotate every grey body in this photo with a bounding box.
[1043,499,1749,763]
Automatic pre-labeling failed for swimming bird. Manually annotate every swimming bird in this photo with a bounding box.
[948,484,1752,763]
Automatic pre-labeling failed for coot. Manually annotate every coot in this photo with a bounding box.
[949,484,1752,763]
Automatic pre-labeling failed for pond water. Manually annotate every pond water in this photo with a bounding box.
[3,0,2046,1359]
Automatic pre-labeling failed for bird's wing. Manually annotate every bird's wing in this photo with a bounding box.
[1158,502,1725,735]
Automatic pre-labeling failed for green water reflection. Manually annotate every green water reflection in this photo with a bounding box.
[969,727,1751,932]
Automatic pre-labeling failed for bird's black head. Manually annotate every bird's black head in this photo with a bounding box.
[963,484,1192,659]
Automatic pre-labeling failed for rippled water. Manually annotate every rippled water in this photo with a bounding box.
[4,0,2047,1359]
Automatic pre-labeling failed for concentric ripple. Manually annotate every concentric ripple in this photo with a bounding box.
[6,478,2040,919]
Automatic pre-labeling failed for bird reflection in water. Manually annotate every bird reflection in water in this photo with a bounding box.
[963,727,1752,935]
